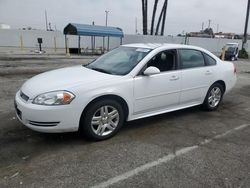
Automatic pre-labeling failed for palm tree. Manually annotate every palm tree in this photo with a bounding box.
[155,0,168,36]
[142,0,148,35]
[160,0,168,35]
[150,0,159,35]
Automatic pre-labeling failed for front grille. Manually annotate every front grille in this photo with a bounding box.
[20,91,29,101]
[28,120,60,127]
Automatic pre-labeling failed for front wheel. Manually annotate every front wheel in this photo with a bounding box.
[80,99,124,140]
[203,83,224,111]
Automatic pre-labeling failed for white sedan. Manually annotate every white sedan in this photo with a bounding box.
[15,44,237,140]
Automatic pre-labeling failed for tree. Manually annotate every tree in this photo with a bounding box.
[142,0,168,36]
[155,0,168,35]
[150,0,159,35]
[160,0,168,35]
[142,0,148,35]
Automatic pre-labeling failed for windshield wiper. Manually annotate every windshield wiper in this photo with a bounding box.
[90,67,112,74]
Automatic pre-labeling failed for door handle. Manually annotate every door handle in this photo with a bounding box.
[205,70,212,75]
[170,75,179,81]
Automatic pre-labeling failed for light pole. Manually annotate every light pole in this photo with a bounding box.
[45,10,48,31]
[105,10,109,26]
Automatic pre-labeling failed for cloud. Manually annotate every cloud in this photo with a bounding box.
[0,0,248,35]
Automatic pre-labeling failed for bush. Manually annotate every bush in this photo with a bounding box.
[239,48,249,59]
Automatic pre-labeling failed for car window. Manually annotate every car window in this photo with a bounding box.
[146,50,177,72]
[204,53,216,66]
[179,49,205,69]
[86,47,151,75]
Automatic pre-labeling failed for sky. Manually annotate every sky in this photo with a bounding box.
[0,0,248,35]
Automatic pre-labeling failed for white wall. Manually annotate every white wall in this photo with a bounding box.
[0,29,246,55]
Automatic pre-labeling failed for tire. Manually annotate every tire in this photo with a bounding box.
[80,99,124,141]
[203,83,224,111]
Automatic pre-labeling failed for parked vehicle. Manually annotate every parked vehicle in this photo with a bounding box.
[15,44,237,140]
[220,43,239,61]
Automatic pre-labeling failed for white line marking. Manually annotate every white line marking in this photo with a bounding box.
[238,75,250,80]
[90,124,250,188]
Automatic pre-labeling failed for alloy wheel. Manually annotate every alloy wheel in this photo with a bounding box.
[208,87,221,108]
[91,105,120,136]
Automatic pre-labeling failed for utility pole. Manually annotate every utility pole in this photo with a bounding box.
[105,10,109,26]
[243,0,250,49]
[135,17,138,34]
[202,22,204,31]
[45,10,48,31]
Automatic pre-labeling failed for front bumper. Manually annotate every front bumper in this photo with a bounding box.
[15,91,80,133]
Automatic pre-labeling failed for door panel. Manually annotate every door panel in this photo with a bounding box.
[180,67,213,104]
[178,49,215,105]
[133,71,181,114]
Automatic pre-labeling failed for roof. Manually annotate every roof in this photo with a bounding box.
[63,23,124,37]
[122,43,201,50]
[226,43,239,46]
[122,43,218,60]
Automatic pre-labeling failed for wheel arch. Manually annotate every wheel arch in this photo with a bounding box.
[213,80,226,93]
[79,94,129,128]
[203,80,226,104]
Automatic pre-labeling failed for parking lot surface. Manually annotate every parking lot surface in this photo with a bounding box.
[0,55,250,188]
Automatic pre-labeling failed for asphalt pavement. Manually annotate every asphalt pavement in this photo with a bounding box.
[0,55,250,188]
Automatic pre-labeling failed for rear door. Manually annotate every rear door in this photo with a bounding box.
[178,49,215,105]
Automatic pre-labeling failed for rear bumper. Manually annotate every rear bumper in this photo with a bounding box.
[15,91,80,133]
[225,75,237,94]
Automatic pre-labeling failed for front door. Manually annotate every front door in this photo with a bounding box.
[133,50,181,115]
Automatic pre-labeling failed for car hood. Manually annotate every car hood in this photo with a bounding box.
[21,65,119,98]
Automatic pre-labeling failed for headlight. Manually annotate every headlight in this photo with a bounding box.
[33,91,75,105]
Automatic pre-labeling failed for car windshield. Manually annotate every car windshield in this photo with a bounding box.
[85,46,151,75]
[225,45,236,52]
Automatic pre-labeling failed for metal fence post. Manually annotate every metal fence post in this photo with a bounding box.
[20,35,24,51]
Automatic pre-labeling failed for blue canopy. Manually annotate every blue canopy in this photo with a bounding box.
[64,23,124,37]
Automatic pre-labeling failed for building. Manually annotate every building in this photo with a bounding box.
[0,23,11,29]
[214,32,235,39]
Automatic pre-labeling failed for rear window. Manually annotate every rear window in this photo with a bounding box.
[204,53,216,66]
[179,49,205,69]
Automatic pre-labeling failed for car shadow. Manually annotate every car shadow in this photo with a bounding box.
[39,106,202,141]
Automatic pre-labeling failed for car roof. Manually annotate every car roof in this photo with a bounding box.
[226,43,239,46]
[122,43,219,61]
[122,43,205,51]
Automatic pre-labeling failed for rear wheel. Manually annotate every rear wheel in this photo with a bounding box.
[80,99,124,140]
[203,83,224,111]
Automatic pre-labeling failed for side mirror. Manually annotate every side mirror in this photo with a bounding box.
[143,66,160,76]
